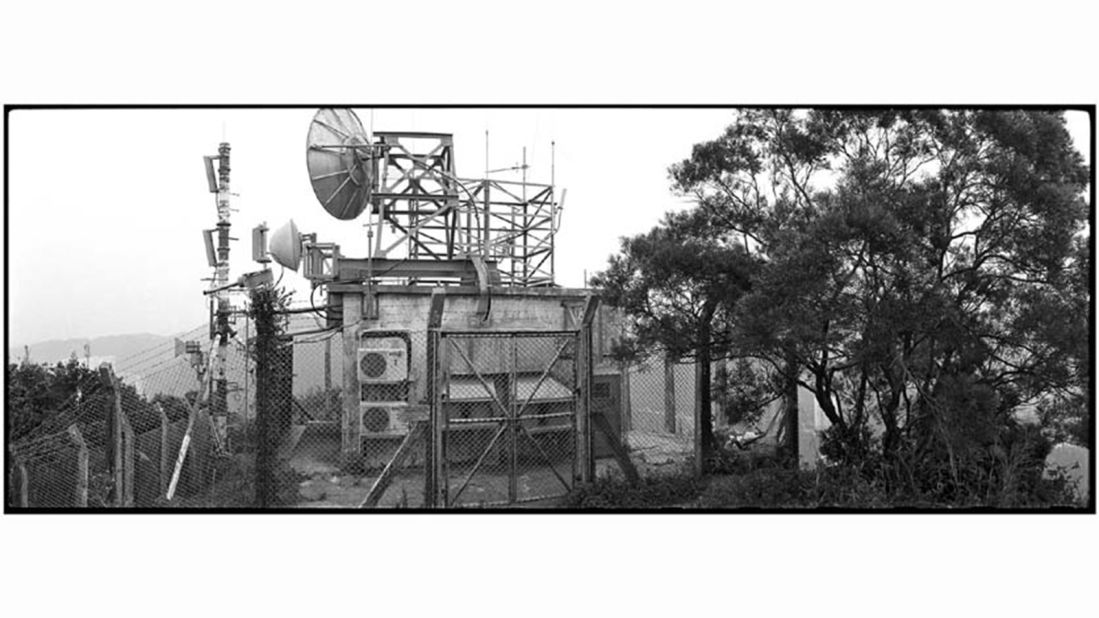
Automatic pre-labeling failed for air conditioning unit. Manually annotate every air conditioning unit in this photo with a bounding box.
[360,402,411,435]
[357,347,408,383]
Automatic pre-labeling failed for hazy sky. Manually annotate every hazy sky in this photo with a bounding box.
[6,108,1092,345]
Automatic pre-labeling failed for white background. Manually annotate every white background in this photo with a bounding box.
[1,2,1096,617]
[6,106,746,345]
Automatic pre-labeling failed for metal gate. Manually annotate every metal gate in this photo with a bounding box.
[436,330,582,507]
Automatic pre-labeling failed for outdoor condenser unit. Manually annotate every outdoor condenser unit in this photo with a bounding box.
[360,402,412,435]
[357,348,408,383]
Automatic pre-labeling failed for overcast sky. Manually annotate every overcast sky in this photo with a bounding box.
[6,108,1092,346]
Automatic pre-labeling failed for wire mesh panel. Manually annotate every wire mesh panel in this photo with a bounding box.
[593,350,699,481]
[439,331,579,507]
[9,369,106,508]
[269,329,432,509]
[7,317,599,509]
[20,444,81,507]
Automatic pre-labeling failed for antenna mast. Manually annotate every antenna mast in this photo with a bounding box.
[212,142,232,446]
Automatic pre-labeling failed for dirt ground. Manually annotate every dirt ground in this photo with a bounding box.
[283,425,695,508]
[289,454,635,508]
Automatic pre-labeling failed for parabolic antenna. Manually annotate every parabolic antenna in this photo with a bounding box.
[269,219,302,270]
[306,108,376,220]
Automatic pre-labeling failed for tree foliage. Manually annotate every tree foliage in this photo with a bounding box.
[7,357,193,448]
[669,109,1089,488]
[591,208,758,463]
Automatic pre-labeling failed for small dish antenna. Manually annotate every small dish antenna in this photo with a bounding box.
[269,219,302,270]
[306,108,376,220]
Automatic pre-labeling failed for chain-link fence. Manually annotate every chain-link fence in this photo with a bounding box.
[588,351,698,482]
[11,303,790,509]
[437,331,579,507]
[7,359,214,508]
[589,349,791,483]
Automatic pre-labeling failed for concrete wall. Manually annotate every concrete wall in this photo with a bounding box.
[354,288,592,407]
[625,357,697,437]
[333,286,594,464]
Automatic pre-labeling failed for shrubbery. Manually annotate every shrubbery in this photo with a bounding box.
[696,461,1080,509]
[563,475,705,509]
[8,358,194,444]
[567,429,1082,509]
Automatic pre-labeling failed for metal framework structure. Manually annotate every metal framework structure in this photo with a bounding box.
[306,111,561,288]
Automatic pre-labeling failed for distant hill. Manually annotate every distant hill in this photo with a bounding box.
[9,333,174,367]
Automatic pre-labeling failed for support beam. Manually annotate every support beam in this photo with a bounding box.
[336,257,499,282]
[158,404,169,498]
[360,422,427,508]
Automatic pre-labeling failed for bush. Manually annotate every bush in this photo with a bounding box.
[699,465,894,509]
[697,458,1081,510]
[563,475,705,508]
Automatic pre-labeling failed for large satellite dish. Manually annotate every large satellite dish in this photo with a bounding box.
[306,108,376,220]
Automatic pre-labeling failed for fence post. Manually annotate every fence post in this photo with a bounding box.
[664,354,677,434]
[104,366,135,507]
[577,295,600,484]
[120,408,135,507]
[425,289,446,508]
[158,404,169,498]
[619,360,632,433]
[68,425,89,507]
[432,330,449,507]
[341,291,363,467]
[14,458,29,508]
[255,309,272,507]
[714,359,728,430]
[693,361,703,478]
[98,364,124,506]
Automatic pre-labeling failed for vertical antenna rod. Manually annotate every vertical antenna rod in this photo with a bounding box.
[522,146,528,283]
[551,141,557,285]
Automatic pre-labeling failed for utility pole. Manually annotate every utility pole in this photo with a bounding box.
[212,142,232,447]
